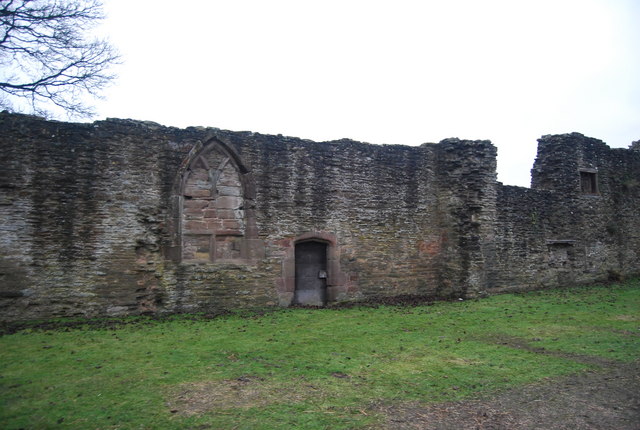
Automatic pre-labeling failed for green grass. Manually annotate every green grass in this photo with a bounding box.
[1,280,639,429]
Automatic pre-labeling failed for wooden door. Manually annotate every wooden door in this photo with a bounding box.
[294,241,327,306]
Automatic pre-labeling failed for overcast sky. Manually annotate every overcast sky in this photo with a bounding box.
[93,0,640,186]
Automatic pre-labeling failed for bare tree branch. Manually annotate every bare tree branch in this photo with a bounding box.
[0,0,120,118]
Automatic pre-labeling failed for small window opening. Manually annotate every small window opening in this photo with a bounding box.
[580,170,597,194]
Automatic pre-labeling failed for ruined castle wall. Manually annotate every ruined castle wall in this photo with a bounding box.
[491,133,640,291]
[158,132,450,314]
[490,185,562,290]
[0,116,195,320]
[1,114,637,322]
[235,136,442,299]
[0,114,499,320]
[433,139,498,297]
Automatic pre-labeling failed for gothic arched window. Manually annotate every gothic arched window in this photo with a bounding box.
[180,140,259,263]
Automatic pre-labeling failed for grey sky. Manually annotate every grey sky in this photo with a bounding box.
[94,0,640,186]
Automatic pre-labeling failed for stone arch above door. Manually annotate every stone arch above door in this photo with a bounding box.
[167,137,263,264]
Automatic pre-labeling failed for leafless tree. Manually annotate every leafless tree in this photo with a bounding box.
[0,0,119,117]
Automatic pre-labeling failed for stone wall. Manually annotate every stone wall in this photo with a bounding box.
[0,114,638,321]
[490,133,640,292]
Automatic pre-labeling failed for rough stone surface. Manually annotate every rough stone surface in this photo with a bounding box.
[0,114,638,321]
[490,133,640,292]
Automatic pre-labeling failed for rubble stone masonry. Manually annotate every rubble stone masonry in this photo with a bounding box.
[1,113,638,321]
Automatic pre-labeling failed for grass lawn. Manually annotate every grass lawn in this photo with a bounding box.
[1,280,639,429]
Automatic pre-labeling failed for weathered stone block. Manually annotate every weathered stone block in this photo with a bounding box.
[184,220,207,232]
[183,207,204,216]
[183,200,209,209]
[222,220,243,230]
[216,196,243,209]
[217,186,241,196]
[216,209,236,219]
[184,188,211,198]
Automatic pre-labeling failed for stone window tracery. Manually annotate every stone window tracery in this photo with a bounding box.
[180,141,259,263]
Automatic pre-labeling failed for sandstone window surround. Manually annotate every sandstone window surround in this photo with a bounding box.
[176,138,263,264]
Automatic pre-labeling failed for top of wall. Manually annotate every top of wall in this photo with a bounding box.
[0,110,497,158]
[5,112,637,194]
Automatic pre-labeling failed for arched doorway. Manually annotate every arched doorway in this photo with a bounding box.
[276,231,349,307]
[294,241,328,306]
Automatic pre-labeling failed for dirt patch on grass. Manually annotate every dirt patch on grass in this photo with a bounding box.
[483,334,621,367]
[167,377,271,415]
[166,363,640,429]
[375,360,640,429]
[166,376,320,416]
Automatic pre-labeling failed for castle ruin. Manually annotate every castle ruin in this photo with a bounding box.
[1,112,639,321]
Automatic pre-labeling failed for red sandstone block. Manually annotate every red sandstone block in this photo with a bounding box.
[332,272,347,285]
[216,196,243,209]
[203,209,217,218]
[206,220,223,230]
[183,207,204,215]
[328,259,341,276]
[283,277,295,292]
[222,220,242,230]
[183,199,209,209]
[184,213,204,221]
[184,187,211,198]
[282,258,295,279]
[184,220,207,231]
[216,209,236,219]
[216,229,242,236]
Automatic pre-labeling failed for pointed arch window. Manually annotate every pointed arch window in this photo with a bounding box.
[179,140,261,263]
